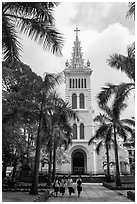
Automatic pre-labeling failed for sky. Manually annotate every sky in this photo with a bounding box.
[20,1,135,119]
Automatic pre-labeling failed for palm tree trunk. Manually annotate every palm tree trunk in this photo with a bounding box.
[26,130,31,165]
[11,157,18,182]
[48,139,53,187]
[2,156,8,178]
[29,117,42,194]
[113,125,122,186]
[52,141,57,183]
[30,93,45,195]
[106,143,111,182]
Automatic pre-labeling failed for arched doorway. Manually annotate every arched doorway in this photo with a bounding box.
[72,149,87,174]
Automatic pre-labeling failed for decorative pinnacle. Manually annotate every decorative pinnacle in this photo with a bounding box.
[74,27,80,37]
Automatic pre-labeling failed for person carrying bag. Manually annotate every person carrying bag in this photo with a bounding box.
[76,175,82,197]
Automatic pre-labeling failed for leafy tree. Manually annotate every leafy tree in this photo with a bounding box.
[2,2,63,63]
[2,61,43,180]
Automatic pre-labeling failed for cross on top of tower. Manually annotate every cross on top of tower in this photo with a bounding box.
[74,27,80,37]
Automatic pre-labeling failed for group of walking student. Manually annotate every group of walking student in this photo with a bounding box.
[53,175,82,197]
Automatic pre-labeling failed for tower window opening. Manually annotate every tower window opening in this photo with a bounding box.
[72,93,77,109]
[76,79,77,88]
[70,79,71,88]
[79,79,80,88]
[80,123,84,139]
[81,79,83,88]
[80,93,85,109]
[84,79,86,88]
[73,79,75,88]
[73,123,77,139]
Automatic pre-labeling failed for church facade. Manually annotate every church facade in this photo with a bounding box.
[40,29,130,175]
[56,29,130,175]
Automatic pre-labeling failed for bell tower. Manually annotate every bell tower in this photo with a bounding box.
[64,28,93,140]
[63,28,95,175]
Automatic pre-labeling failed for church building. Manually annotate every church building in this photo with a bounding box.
[40,29,130,175]
[56,28,130,175]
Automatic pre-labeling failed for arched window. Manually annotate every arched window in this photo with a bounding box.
[70,79,71,88]
[80,123,84,139]
[72,93,77,109]
[73,124,77,139]
[79,93,85,109]
[84,79,86,88]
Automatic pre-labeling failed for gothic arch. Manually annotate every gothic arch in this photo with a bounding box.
[80,123,84,139]
[73,123,77,139]
[71,149,87,174]
[72,93,77,109]
[79,93,85,109]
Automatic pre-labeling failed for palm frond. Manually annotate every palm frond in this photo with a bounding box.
[43,72,63,91]
[97,83,117,107]
[126,2,135,20]
[18,19,64,55]
[2,2,63,62]
[122,125,135,139]
[117,124,128,142]
[88,135,97,145]
[2,15,22,62]
[107,49,135,82]
[112,85,130,118]
[96,140,103,154]
[121,118,135,127]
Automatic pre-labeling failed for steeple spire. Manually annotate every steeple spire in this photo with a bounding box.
[70,28,84,69]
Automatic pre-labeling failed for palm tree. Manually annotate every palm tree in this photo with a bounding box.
[88,113,113,182]
[42,94,76,186]
[29,73,63,195]
[2,2,63,63]
[51,98,76,182]
[95,98,135,186]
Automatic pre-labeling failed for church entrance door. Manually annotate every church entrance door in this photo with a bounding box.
[72,149,87,174]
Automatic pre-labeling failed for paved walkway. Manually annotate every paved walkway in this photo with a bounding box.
[47,183,133,202]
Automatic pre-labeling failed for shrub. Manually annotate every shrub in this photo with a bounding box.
[127,191,135,201]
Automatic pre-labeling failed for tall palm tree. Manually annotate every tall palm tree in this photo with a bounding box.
[42,94,76,186]
[96,97,135,186]
[51,98,76,182]
[29,73,63,195]
[2,2,63,63]
[88,113,113,182]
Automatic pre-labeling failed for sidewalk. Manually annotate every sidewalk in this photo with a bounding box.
[2,183,133,202]
[47,183,133,202]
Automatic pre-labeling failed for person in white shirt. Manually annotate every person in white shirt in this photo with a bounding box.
[67,175,74,196]
[60,176,67,197]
